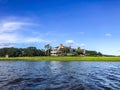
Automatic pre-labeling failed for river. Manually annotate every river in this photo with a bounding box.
[0,61,120,90]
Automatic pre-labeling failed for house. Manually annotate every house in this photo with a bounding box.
[51,44,74,56]
[51,47,62,56]
[5,54,9,58]
[51,44,69,56]
[51,44,63,56]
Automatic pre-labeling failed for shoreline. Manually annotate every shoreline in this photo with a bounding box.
[0,56,120,61]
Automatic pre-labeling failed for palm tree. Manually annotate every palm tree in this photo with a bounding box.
[44,44,51,56]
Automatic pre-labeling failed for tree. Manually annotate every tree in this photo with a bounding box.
[24,47,38,56]
[86,50,98,56]
[97,52,103,56]
[59,47,70,55]
[76,47,83,55]
[7,47,20,57]
[0,48,8,57]
[44,44,51,56]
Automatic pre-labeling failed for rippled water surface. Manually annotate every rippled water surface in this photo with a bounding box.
[0,61,120,90]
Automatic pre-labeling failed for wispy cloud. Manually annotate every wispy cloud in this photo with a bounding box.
[66,40,74,45]
[105,33,112,37]
[77,31,85,34]
[0,22,28,33]
[75,43,86,47]
[0,17,50,47]
[66,40,86,48]
[18,37,50,44]
[0,34,50,47]
[116,50,120,53]
[0,43,14,48]
[0,33,18,43]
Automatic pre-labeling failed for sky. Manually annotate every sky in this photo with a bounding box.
[0,0,120,55]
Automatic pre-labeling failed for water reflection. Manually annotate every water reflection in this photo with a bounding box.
[0,61,119,90]
[50,61,62,75]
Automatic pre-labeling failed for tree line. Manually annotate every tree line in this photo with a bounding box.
[0,46,103,57]
[0,47,45,57]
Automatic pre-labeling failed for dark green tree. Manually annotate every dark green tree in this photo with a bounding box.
[44,44,51,56]
[76,47,83,55]
[59,47,70,55]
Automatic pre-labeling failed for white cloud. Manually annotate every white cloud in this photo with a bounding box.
[0,34,50,47]
[0,21,32,33]
[66,40,86,48]
[105,33,112,37]
[0,17,50,47]
[80,43,85,47]
[0,33,18,43]
[19,37,50,44]
[78,32,84,34]
[76,43,86,47]
[66,40,74,45]
[0,43,14,48]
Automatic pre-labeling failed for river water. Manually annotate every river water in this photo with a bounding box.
[0,61,119,90]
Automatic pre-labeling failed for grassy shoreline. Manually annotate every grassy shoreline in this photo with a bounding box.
[0,56,120,61]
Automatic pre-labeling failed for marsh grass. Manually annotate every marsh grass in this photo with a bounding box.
[0,56,120,61]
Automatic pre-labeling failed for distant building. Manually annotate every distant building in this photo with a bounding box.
[83,49,86,55]
[51,47,62,56]
[51,44,86,56]
[5,54,9,58]
[51,44,67,56]
[58,44,64,49]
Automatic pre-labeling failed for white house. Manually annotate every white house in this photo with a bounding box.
[51,44,64,56]
[51,44,75,56]
[51,47,61,56]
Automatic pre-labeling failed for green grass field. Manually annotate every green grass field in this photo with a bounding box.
[0,56,120,61]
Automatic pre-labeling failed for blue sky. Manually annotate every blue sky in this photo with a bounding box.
[0,0,120,55]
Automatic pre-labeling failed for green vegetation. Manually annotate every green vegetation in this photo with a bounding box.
[76,47,84,55]
[44,44,51,56]
[0,46,104,57]
[0,47,45,57]
[0,45,119,62]
[0,56,120,61]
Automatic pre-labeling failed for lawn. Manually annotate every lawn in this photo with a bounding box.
[0,56,120,61]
